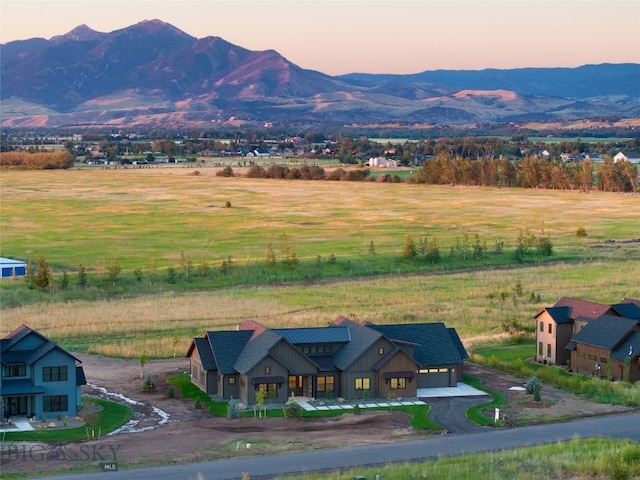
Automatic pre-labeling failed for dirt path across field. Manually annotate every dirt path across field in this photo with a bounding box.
[1,355,636,476]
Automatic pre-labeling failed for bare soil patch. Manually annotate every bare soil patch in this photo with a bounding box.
[2,356,635,476]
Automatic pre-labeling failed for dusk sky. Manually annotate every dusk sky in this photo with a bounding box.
[2,0,639,76]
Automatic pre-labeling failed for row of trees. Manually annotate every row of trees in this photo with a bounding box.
[409,156,637,193]
[22,228,552,299]
[0,151,74,169]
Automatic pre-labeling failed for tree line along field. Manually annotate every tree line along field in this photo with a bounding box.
[0,167,638,357]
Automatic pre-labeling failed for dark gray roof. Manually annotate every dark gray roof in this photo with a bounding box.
[76,366,87,386]
[612,303,640,320]
[572,315,639,350]
[234,329,282,374]
[369,323,468,366]
[611,331,640,361]
[1,326,82,365]
[272,326,351,345]
[206,330,253,375]
[331,319,382,370]
[543,306,573,324]
[0,379,45,396]
[194,337,217,370]
[566,341,577,350]
[308,354,335,371]
[447,328,469,360]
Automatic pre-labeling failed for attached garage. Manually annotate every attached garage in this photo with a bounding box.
[1,257,27,278]
[418,367,456,388]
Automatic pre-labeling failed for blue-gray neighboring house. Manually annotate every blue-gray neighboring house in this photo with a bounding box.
[1,324,87,421]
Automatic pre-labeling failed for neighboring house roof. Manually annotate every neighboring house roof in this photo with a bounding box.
[612,303,640,320]
[76,366,87,386]
[552,297,614,321]
[0,379,46,396]
[368,323,468,366]
[1,324,82,365]
[571,315,639,350]
[611,331,640,361]
[621,298,640,308]
[535,306,572,324]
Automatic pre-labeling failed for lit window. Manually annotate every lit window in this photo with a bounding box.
[390,378,406,389]
[354,378,370,390]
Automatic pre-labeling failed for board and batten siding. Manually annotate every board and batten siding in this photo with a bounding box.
[271,341,317,374]
[377,350,418,398]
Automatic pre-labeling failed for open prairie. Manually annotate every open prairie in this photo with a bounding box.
[1,167,639,356]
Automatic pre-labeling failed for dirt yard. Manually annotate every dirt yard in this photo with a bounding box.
[2,355,635,476]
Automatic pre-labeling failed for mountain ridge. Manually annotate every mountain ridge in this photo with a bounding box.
[1,19,638,128]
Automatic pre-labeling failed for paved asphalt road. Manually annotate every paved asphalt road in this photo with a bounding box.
[32,411,640,480]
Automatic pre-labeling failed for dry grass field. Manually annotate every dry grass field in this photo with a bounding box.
[1,167,639,357]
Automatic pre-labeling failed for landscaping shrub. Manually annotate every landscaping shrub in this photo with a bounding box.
[142,373,156,392]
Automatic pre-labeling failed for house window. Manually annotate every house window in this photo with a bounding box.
[547,344,552,358]
[540,321,544,332]
[43,395,68,413]
[43,366,68,382]
[548,323,552,334]
[390,378,406,389]
[600,357,608,364]
[354,377,370,390]
[588,354,597,361]
[2,364,26,377]
[257,383,277,392]
[577,352,585,359]
[317,376,334,393]
[265,366,271,374]
[538,342,543,356]
[228,377,236,385]
[379,347,384,355]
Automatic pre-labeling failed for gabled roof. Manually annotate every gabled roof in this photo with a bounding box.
[234,329,282,374]
[572,315,639,350]
[612,302,640,320]
[611,331,640,361]
[330,318,383,370]
[273,326,351,345]
[187,337,217,371]
[1,324,82,365]
[552,297,614,321]
[535,306,572,324]
[205,330,253,375]
[368,323,468,366]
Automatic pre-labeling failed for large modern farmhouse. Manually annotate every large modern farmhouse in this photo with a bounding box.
[534,297,640,382]
[187,316,468,405]
[1,325,87,420]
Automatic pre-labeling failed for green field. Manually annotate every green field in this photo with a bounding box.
[1,168,639,356]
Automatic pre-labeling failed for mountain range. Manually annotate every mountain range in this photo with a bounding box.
[1,19,639,129]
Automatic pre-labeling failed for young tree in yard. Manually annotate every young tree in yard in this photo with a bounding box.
[425,237,440,264]
[368,241,376,256]
[172,336,179,358]
[139,354,147,378]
